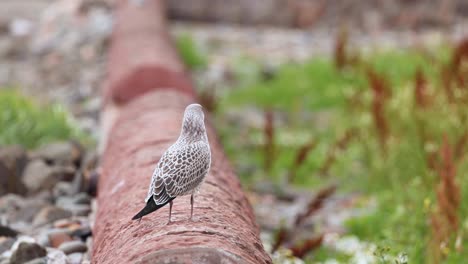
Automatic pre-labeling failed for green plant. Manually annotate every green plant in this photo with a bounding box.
[176,34,207,70]
[214,42,468,262]
[0,89,90,148]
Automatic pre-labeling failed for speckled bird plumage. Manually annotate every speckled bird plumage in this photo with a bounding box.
[132,103,211,222]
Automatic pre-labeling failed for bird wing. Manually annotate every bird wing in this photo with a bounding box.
[146,141,210,205]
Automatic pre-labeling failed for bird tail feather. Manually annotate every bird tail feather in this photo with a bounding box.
[131,197,175,220]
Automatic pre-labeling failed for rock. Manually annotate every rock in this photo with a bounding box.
[0,146,27,172]
[49,230,72,248]
[0,193,24,209]
[86,170,99,197]
[0,225,19,237]
[0,145,28,195]
[52,219,83,233]
[6,236,36,258]
[67,204,91,217]
[81,150,98,176]
[58,240,87,254]
[55,197,74,208]
[31,0,112,55]
[1,193,48,225]
[70,226,92,241]
[21,160,49,191]
[9,18,34,37]
[53,219,79,229]
[0,37,29,60]
[71,193,91,204]
[55,194,91,216]
[82,253,91,264]
[22,160,75,193]
[81,97,101,118]
[9,199,47,223]
[8,221,31,234]
[0,237,16,254]
[37,228,73,248]
[69,172,83,195]
[83,254,91,264]
[9,242,46,264]
[30,141,82,167]
[0,38,13,58]
[67,253,83,264]
[23,258,47,264]
[52,181,74,198]
[80,151,99,196]
[32,206,72,226]
[55,193,90,208]
[34,191,53,202]
[0,194,24,216]
[66,222,82,233]
[46,248,68,264]
[0,18,8,34]
[36,232,50,247]
[293,0,325,28]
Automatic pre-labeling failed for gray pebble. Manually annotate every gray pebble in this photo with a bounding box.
[67,253,83,264]
[56,193,91,208]
[46,248,68,264]
[24,258,47,264]
[71,193,91,205]
[10,242,46,264]
[32,206,72,226]
[0,226,18,237]
[55,197,74,208]
[52,182,74,198]
[35,232,50,247]
[58,240,87,254]
[0,237,15,254]
[30,141,82,167]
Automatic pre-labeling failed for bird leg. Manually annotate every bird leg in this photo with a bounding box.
[168,200,173,224]
[190,194,194,221]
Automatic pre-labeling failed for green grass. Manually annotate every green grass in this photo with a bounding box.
[214,47,468,263]
[0,89,90,149]
[225,58,366,111]
[176,34,207,70]
[311,247,351,263]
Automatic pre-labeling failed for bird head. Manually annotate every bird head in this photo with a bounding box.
[180,103,207,141]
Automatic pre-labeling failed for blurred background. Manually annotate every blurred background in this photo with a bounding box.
[0,0,467,263]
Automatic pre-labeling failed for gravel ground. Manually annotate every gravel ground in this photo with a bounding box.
[0,142,98,264]
[171,20,468,64]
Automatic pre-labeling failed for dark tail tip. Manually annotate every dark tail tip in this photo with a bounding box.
[132,198,174,220]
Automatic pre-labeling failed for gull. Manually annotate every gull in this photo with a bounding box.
[132,104,211,223]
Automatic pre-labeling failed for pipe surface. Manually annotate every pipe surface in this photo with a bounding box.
[93,0,272,263]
